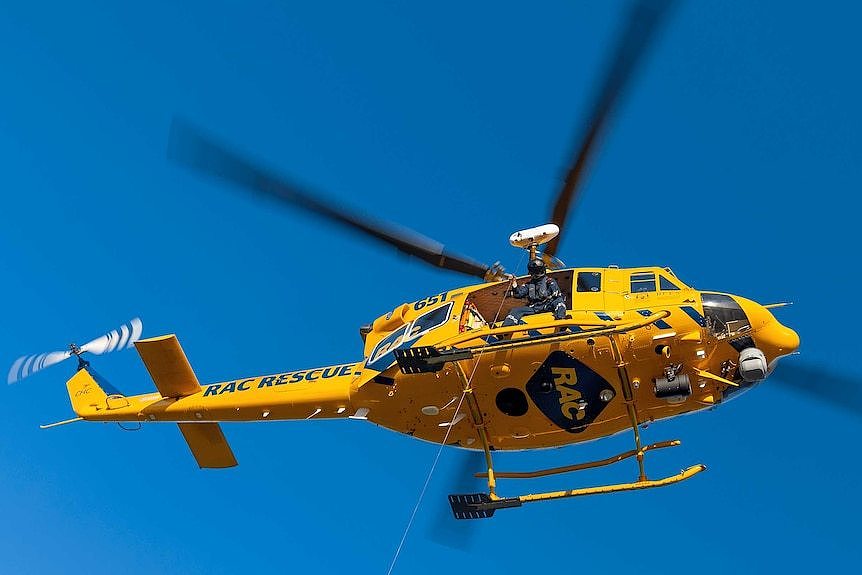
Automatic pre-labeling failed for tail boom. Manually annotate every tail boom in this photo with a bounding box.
[65,362,360,423]
[63,333,366,468]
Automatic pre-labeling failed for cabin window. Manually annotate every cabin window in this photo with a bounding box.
[630,272,656,293]
[576,271,601,292]
[659,275,681,291]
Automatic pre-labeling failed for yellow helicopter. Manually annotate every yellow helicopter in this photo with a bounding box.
[8,0,805,520]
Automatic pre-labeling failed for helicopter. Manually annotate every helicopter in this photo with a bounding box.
[7,0,817,521]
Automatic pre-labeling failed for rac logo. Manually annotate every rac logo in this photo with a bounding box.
[551,367,586,421]
[526,351,615,434]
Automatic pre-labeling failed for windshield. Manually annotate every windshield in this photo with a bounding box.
[701,293,750,336]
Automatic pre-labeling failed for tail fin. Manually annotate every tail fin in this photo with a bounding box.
[178,423,238,468]
[65,368,109,417]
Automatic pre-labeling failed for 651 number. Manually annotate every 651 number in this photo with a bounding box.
[414,291,449,311]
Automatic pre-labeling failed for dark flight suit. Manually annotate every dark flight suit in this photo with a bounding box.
[503,276,567,326]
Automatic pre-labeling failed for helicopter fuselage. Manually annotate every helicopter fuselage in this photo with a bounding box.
[65,266,799,454]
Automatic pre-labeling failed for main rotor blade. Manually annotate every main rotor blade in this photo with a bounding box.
[771,361,862,419]
[168,120,491,280]
[426,449,485,550]
[545,0,676,256]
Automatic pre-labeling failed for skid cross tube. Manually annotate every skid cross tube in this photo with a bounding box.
[476,440,681,479]
[607,332,649,481]
[452,361,498,497]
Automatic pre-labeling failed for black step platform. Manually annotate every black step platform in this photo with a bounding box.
[448,493,522,520]
[394,346,473,374]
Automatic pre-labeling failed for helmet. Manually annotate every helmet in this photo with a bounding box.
[527,258,546,279]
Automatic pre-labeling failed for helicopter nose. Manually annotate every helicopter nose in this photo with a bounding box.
[735,297,800,357]
[757,320,800,356]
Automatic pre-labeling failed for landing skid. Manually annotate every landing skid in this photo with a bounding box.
[450,457,705,519]
[448,359,706,520]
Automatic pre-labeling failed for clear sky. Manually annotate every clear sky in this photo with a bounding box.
[1,1,860,573]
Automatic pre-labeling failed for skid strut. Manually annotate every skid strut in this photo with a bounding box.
[447,335,707,520]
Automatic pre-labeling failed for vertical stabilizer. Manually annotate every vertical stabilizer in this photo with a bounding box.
[65,368,108,417]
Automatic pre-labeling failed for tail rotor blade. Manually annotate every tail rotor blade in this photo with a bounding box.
[8,318,143,384]
[81,317,143,355]
[7,351,72,384]
[545,0,677,256]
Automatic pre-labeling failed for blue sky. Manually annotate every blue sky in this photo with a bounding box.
[1,1,860,573]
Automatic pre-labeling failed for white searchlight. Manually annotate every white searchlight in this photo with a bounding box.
[509,224,560,249]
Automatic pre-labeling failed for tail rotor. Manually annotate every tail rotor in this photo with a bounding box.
[7,318,143,384]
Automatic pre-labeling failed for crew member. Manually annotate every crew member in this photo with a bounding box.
[502,259,567,326]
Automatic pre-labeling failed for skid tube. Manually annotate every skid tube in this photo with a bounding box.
[449,465,706,519]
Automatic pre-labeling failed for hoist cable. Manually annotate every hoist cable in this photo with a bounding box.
[386,254,524,574]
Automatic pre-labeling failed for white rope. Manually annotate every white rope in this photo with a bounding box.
[386,257,523,574]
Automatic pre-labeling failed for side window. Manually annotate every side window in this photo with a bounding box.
[406,302,453,339]
[576,272,601,292]
[659,275,680,291]
[630,272,656,293]
[366,302,453,371]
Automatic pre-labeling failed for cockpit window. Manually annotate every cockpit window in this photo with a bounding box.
[702,293,750,336]
[366,302,453,371]
[408,302,452,339]
[576,272,601,292]
[659,275,680,291]
[630,272,656,293]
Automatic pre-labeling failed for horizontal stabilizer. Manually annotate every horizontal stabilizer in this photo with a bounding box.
[135,335,201,398]
[178,423,237,468]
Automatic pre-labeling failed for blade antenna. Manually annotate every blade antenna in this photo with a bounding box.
[545,0,676,257]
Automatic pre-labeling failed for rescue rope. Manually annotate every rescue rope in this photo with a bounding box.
[386,258,521,574]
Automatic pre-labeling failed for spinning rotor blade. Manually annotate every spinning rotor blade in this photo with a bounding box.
[7,351,72,384]
[427,449,485,550]
[168,120,492,280]
[8,317,143,384]
[544,0,676,256]
[772,360,862,418]
[79,317,143,355]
